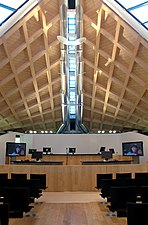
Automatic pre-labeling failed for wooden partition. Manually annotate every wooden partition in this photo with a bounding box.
[0,163,148,192]
[6,154,133,165]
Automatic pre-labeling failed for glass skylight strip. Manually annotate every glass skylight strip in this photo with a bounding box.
[0,0,29,26]
[103,0,148,40]
[115,0,147,9]
[128,1,148,11]
[0,3,15,11]
[0,7,13,24]
[0,0,28,9]
[115,0,148,30]
[0,0,40,37]
[131,5,148,23]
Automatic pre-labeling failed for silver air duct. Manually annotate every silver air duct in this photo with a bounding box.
[57,0,88,133]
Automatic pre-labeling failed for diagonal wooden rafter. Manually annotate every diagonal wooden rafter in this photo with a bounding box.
[23,22,46,130]
[90,8,105,130]
[39,9,57,130]
[111,37,141,129]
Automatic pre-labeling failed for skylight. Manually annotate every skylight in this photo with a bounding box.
[115,0,148,29]
[0,0,40,37]
[103,0,148,41]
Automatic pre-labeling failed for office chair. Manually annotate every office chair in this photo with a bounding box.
[127,202,148,225]
[0,203,9,225]
[108,186,137,217]
[96,173,113,190]
[11,173,27,180]
[116,173,132,179]
[0,173,8,179]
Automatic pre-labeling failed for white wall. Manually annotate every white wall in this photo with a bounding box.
[0,131,148,164]
[0,132,16,164]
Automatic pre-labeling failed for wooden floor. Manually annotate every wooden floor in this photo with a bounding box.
[9,192,127,225]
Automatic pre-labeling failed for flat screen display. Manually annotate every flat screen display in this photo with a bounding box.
[43,147,51,155]
[32,151,43,161]
[101,150,112,160]
[99,146,106,152]
[122,141,144,156]
[6,142,26,156]
[29,149,37,154]
[69,147,76,154]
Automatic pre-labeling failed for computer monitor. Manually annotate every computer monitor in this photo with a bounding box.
[43,147,51,155]
[68,147,76,154]
[101,150,112,161]
[109,148,115,154]
[32,151,43,161]
[122,141,144,156]
[29,149,37,154]
[6,142,26,156]
[99,146,106,152]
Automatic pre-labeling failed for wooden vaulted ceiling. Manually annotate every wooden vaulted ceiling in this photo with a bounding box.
[0,0,148,134]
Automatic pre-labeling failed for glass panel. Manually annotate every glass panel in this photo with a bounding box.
[0,0,28,9]
[0,8,12,24]
[116,0,146,9]
[131,5,148,23]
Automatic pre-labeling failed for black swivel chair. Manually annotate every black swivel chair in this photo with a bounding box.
[108,186,137,217]
[140,186,148,203]
[135,172,148,179]
[4,187,32,218]
[127,202,148,225]
[116,173,132,179]
[96,173,113,190]
[11,173,27,180]
[30,174,47,190]
[0,173,8,179]
[0,203,9,225]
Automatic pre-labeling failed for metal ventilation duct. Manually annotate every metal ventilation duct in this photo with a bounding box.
[57,0,88,134]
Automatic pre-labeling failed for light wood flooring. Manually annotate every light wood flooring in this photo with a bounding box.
[9,192,127,225]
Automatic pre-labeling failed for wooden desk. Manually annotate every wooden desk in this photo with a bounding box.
[6,154,133,165]
[81,160,133,165]
[0,163,147,192]
[12,160,63,165]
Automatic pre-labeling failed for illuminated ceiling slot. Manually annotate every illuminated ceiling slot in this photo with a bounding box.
[67,11,77,119]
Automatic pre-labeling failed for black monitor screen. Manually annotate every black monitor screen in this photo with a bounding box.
[43,147,51,155]
[122,141,144,156]
[101,150,112,160]
[100,146,106,152]
[29,149,37,154]
[32,151,43,161]
[109,148,115,154]
[69,147,76,154]
[6,142,26,156]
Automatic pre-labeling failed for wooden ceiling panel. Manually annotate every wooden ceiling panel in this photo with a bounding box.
[30,35,45,56]
[83,96,92,108]
[47,22,60,45]
[0,0,147,133]
[83,20,97,45]
[4,28,25,53]
[101,9,117,37]
[83,0,102,23]
[26,13,43,38]
[17,67,32,84]
[96,73,108,89]
[33,55,46,74]
[40,0,60,23]
[132,62,148,83]
[137,43,148,64]
[116,47,132,68]
[0,63,12,79]
[49,45,60,64]
[0,44,7,61]
[99,34,114,56]
[13,48,29,70]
